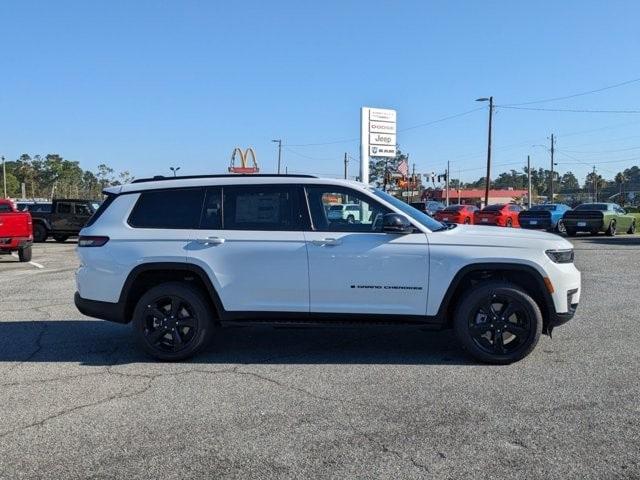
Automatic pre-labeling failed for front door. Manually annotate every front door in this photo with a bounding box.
[187,184,310,313]
[303,185,429,316]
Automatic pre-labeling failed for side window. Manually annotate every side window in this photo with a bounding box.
[0,204,11,213]
[128,188,205,229]
[57,202,72,214]
[74,204,91,216]
[200,187,222,229]
[306,186,390,232]
[222,185,305,231]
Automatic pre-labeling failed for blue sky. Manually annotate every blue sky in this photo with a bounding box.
[2,0,640,183]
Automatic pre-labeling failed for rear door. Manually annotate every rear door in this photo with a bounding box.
[51,201,73,231]
[71,202,94,231]
[303,185,429,316]
[187,184,310,313]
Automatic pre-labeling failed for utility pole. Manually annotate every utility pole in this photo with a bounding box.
[592,166,597,202]
[343,153,348,179]
[550,134,555,201]
[458,167,462,204]
[527,155,532,208]
[1,156,6,198]
[476,96,493,207]
[445,160,450,206]
[272,139,282,174]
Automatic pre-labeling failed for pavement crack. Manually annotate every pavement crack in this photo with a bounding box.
[5,323,48,373]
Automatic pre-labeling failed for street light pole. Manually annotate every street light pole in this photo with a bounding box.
[476,96,493,207]
[2,156,6,198]
[527,155,532,208]
[272,139,282,174]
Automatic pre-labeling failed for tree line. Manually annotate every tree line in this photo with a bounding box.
[1,154,132,200]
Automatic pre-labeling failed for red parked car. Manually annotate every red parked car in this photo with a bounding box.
[474,203,522,227]
[433,204,478,224]
[0,199,33,261]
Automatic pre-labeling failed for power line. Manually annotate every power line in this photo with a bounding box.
[502,77,640,106]
[398,107,484,132]
[497,105,640,114]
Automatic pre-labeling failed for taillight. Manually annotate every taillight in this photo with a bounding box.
[78,236,110,247]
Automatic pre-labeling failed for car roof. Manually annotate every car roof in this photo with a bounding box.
[107,176,370,195]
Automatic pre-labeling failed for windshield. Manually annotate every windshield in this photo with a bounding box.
[575,203,609,211]
[370,189,445,231]
[531,205,556,211]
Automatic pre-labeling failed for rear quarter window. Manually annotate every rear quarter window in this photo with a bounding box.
[128,188,205,229]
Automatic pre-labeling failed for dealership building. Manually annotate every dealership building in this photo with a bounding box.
[424,188,529,207]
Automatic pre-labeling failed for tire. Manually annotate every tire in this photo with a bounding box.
[18,246,32,262]
[464,217,471,225]
[346,215,355,224]
[605,221,617,237]
[53,235,69,243]
[34,223,48,243]
[132,282,215,361]
[627,221,636,235]
[506,218,513,228]
[555,220,566,235]
[566,228,577,237]
[453,281,543,364]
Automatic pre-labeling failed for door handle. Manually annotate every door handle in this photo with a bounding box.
[311,238,341,246]
[196,236,225,245]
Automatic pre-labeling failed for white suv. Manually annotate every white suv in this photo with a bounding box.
[75,174,581,364]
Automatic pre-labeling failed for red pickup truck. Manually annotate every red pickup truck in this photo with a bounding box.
[0,199,33,262]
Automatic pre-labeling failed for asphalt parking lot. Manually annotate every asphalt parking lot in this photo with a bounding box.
[1,237,639,480]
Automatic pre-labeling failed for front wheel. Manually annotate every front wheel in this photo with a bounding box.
[133,282,215,361]
[606,221,617,236]
[18,246,32,262]
[453,282,542,364]
[628,221,636,235]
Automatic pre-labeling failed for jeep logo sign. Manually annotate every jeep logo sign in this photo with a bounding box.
[369,133,396,146]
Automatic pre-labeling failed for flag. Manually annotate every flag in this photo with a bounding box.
[397,159,409,177]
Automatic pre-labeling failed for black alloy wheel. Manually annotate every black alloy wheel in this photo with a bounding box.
[454,282,542,364]
[133,282,214,361]
[606,221,617,237]
[628,221,636,235]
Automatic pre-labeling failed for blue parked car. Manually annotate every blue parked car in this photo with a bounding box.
[518,204,572,233]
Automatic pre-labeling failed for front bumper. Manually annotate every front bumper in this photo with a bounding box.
[548,288,579,327]
[74,292,128,324]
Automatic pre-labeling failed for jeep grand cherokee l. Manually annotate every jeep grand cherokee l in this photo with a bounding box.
[74,174,581,364]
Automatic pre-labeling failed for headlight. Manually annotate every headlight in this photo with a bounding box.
[546,249,574,264]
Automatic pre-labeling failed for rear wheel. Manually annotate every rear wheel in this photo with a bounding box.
[606,221,617,236]
[506,218,513,228]
[464,217,471,224]
[18,246,32,262]
[555,220,566,234]
[34,223,48,243]
[346,214,355,224]
[453,282,542,364]
[133,282,215,361]
[628,221,636,235]
[53,235,69,243]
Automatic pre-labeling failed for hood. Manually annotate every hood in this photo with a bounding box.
[429,224,573,250]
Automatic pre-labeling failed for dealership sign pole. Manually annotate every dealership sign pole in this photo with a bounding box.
[360,107,397,185]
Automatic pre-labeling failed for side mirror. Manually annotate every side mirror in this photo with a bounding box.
[382,213,413,234]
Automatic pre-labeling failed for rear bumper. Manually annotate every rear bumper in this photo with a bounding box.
[0,238,33,251]
[563,218,603,231]
[520,219,554,230]
[74,292,128,324]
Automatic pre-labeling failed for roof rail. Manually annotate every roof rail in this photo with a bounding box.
[131,173,318,184]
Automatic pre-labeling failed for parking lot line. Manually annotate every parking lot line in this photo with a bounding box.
[10,253,45,269]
